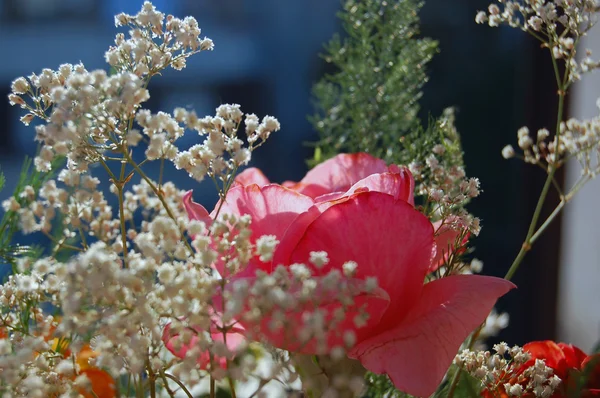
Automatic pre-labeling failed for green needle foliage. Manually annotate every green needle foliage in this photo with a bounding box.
[310,0,438,166]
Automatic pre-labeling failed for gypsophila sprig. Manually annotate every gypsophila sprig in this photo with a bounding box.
[456,345,561,397]
[9,1,213,176]
[476,0,600,83]
[478,2,600,282]
[172,105,280,189]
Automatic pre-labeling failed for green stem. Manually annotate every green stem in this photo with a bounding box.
[210,376,216,398]
[446,329,479,398]
[228,377,237,398]
[116,183,129,268]
[146,360,156,398]
[529,175,590,245]
[163,373,194,398]
[125,154,194,254]
[504,49,566,281]
[98,158,118,182]
[504,166,556,281]
[159,371,177,398]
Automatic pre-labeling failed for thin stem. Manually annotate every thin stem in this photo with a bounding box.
[163,373,194,398]
[116,183,129,268]
[124,153,194,253]
[529,174,590,245]
[159,157,165,190]
[504,167,556,280]
[212,166,239,221]
[146,360,156,398]
[137,373,145,398]
[210,376,216,398]
[447,367,462,398]
[228,377,237,398]
[77,226,89,250]
[44,232,83,254]
[98,158,118,182]
[159,371,176,398]
[504,49,566,281]
[447,329,480,398]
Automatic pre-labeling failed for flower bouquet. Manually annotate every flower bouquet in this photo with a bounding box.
[1,1,600,397]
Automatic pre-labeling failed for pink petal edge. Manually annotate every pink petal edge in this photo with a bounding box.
[183,191,212,226]
[349,275,515,397]
[287,153,388,198]
[234,167,271,187]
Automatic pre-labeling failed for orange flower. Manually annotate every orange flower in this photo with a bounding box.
[77,368,117,398]
[483,341,600,398]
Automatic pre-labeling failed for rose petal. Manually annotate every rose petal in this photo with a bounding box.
[344,167,415,205]
[278,192,434,335]
[430,216,470,272]
[215,184,314,275]
[349,275,515,397]
[558,342,589,369]
[183,190,211,227]
[285,153,388,198]
[524,341,569,378]
[234,167,270,187]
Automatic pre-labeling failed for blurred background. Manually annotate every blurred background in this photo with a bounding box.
[0,0,597,352]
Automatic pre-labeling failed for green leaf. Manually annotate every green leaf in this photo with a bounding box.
[434,365,481,398]
[0,170,5,193]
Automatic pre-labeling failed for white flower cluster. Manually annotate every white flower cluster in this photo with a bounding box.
[8,1,213,174]
[476,0,600,82]
[0,176,366,396]
[110,2,214,73]
[173,104,281,184]
[503,107,600,178]
[455,344,561,397]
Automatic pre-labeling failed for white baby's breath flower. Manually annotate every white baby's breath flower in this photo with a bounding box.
[255,235,279,262]
[309,251,329,268]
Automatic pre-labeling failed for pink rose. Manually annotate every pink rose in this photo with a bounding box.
[184,153,515,397]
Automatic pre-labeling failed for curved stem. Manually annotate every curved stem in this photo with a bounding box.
[163,373,194,398]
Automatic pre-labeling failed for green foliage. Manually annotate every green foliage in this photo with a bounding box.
[0,156,62,269]
[310,0,438,166]
[363,372,413,397]
[433,365,481,398]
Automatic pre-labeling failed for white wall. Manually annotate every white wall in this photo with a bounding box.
[558,26,600,352]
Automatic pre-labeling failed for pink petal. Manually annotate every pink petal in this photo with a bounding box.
[349,275,515,397]
[430,216,470,272]
[234,167,270,187]
[277,192,435,337]
[286,153,388,198]
[183,191,211,226]
[344,167,415,205]
[214,184,314,275]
